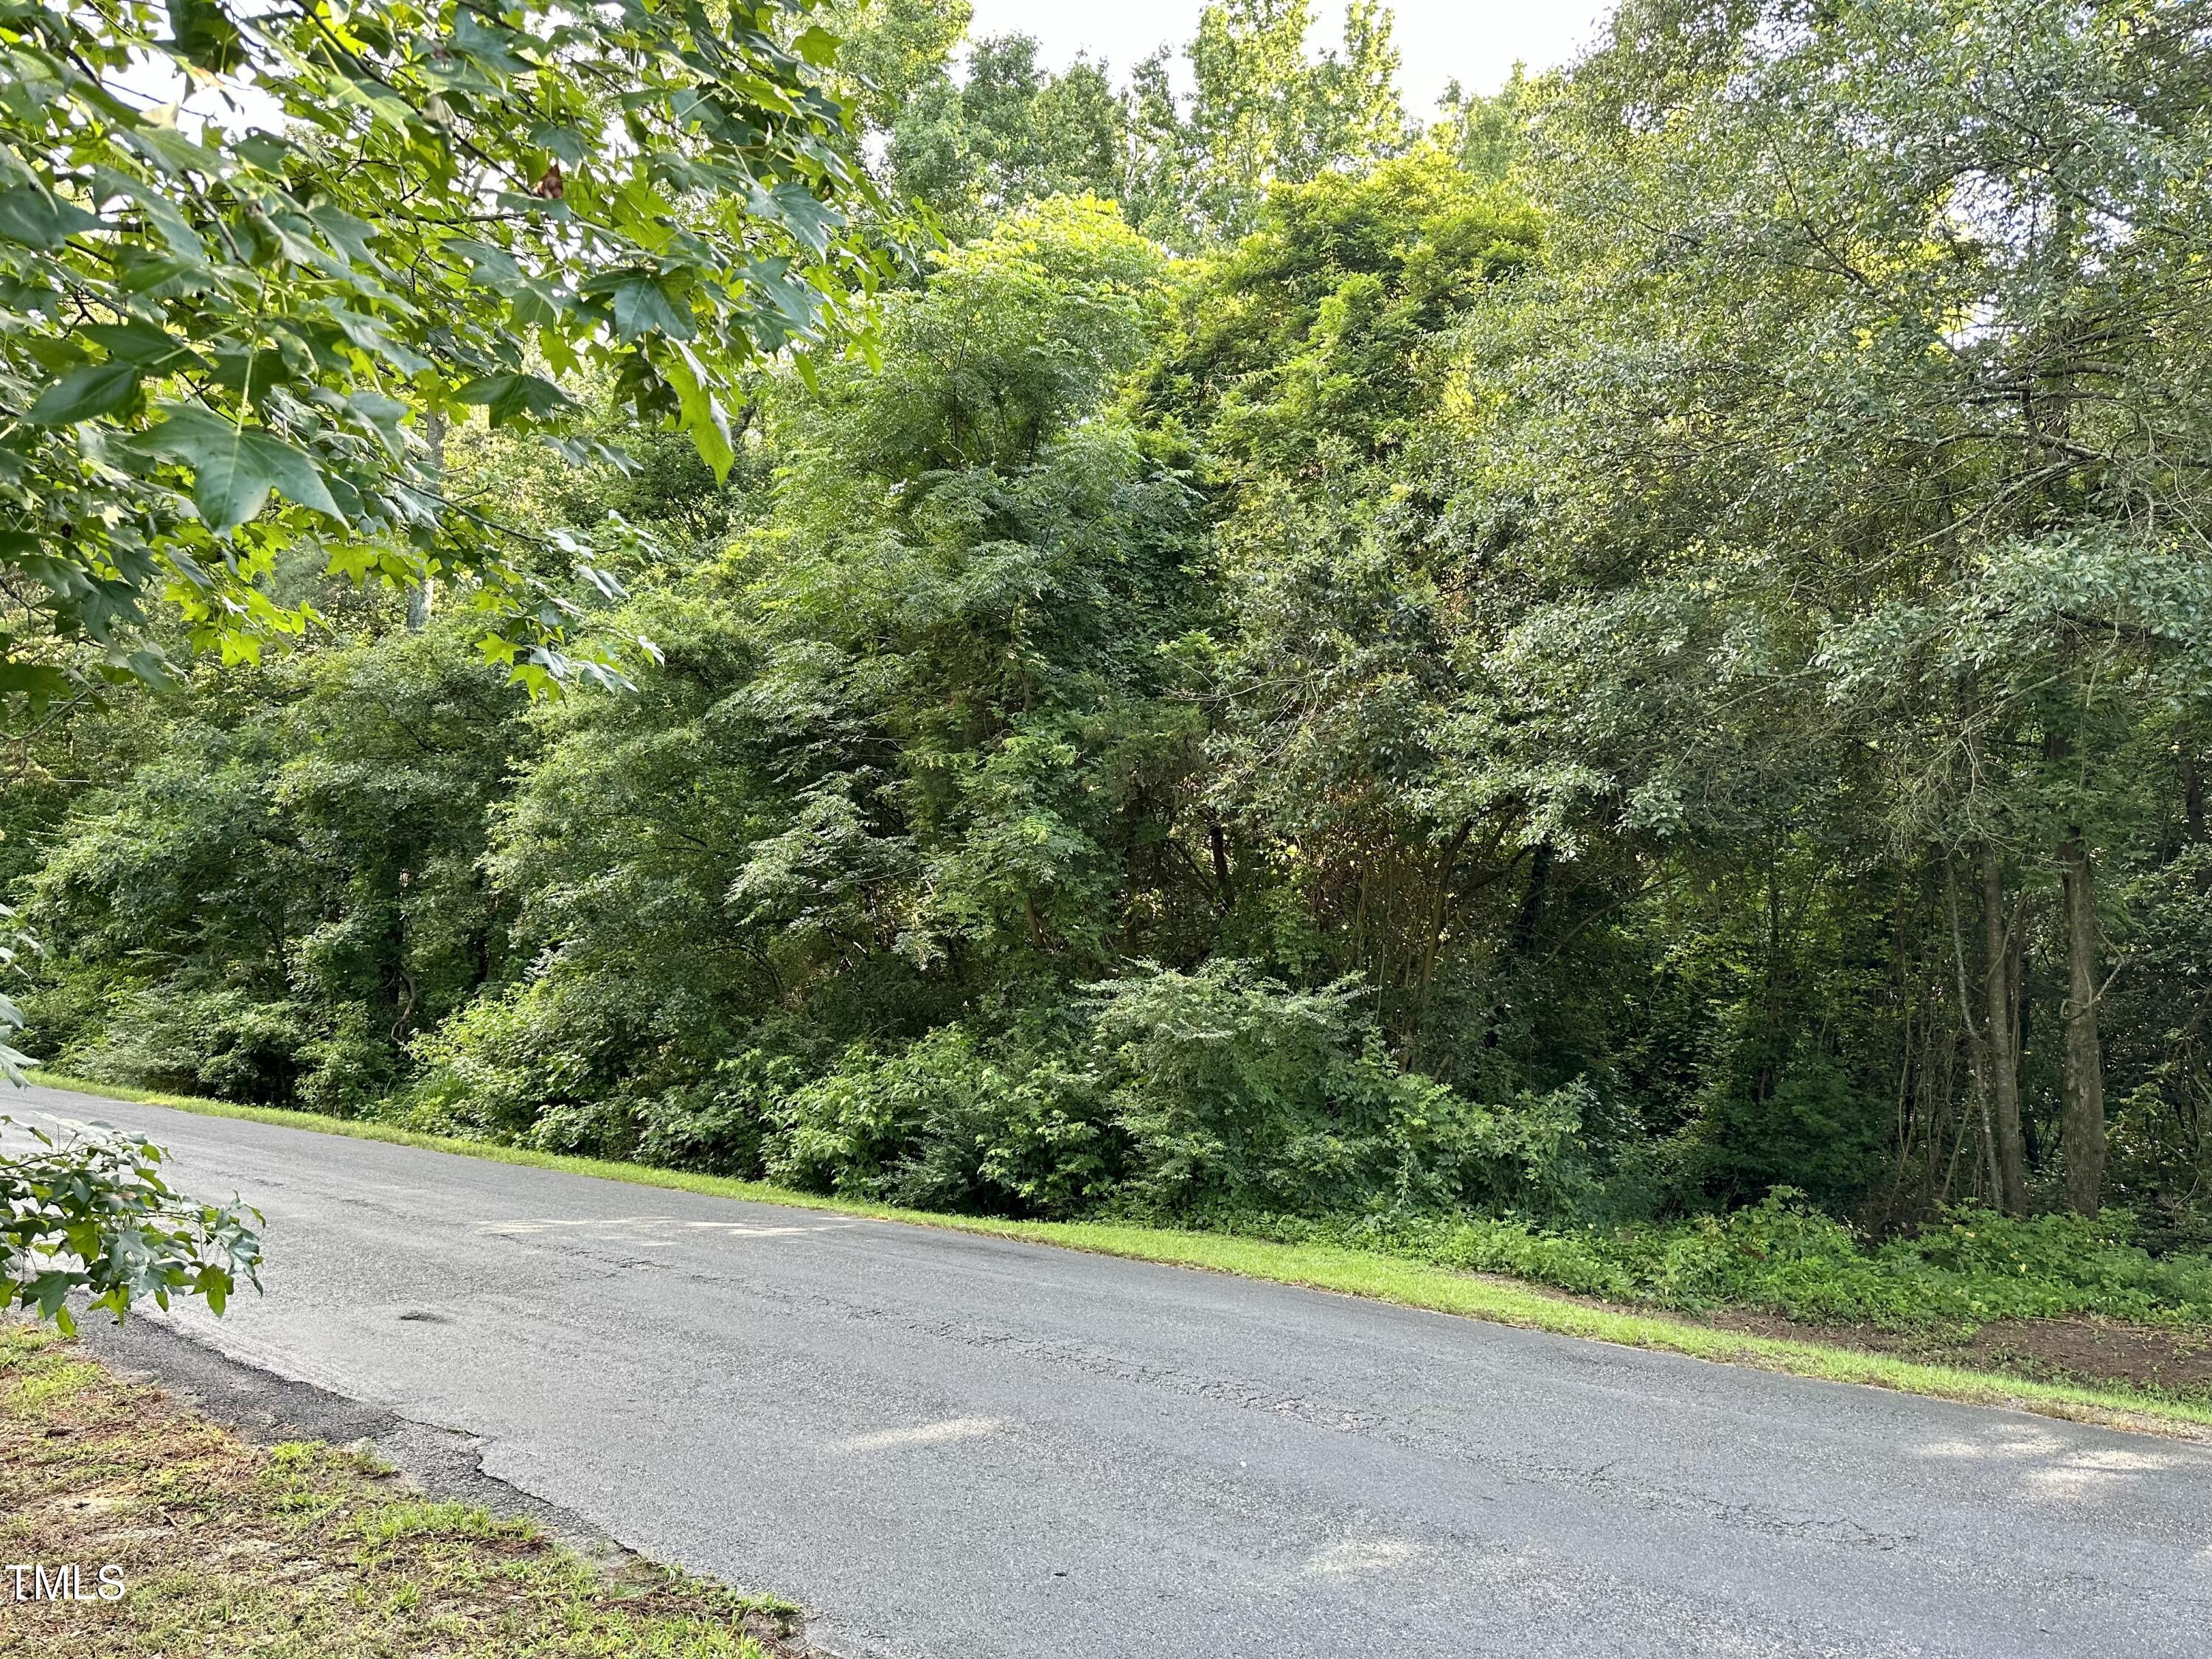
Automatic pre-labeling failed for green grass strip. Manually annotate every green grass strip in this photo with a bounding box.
[24,1068,2212,1441]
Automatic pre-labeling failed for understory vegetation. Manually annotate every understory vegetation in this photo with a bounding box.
[1245,1199,2212,1333]
[10,0,2212,1332]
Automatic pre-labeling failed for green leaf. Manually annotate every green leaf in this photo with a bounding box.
[529,124,589,167]
[599,274,696,343]
[794,24,840,66]
[0,187,103,248]
[119,123,226,179]
[322,302,432,375]
[141,407,347,532]
[83,321,208,373]
[345,391,410,456]
[751,179,842,257]
[455,372,574,427]
[209,349,296,404]
[233,133,293,173]
[450,10,530,75]
[513,279,571,332]
[663,346,734,481]
[116,249,215,297]
[0,661,72,701]
[448,238,522,288]
[29,363,143,425]
[89,167,204,258]
[168,0,247,73]
[303,205,383,272]
[745,254,827,335]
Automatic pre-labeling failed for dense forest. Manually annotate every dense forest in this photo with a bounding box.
[9,0,2212,1284]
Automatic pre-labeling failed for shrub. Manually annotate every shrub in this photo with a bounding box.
[1680,1051,1890,1209]
[395,972,652,1147]
[1270,1191,2212,1332]
[765,1027,1119,1217]
[49,981,315,1107]
[635,1050,806,1178]
[1090,960,1587,1219]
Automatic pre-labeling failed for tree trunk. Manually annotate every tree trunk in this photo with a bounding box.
[1946,859,2003,1208]
[1206,814,1234,911]
[406,411,445,630]
[1509,841,1552,953]
[1979,850,2028,1214]
[2059,827,2107,1215]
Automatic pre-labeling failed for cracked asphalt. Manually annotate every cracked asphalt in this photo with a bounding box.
[17,1082,2212,1658]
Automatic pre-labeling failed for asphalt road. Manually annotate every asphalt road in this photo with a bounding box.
[15,1083,2212,1658]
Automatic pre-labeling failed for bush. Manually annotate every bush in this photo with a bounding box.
[1680,1051,1890,1209]
[49,981,316,1107]
[1877,1206,2212,1324]
[291,1006,403,1118]
[393,987,579,1144]
[754,964,1590,1222]
[1090,960,1587,1220]
[765,1027,1119,1217]
[636,1050,805,1177]
[394,972,653,1147]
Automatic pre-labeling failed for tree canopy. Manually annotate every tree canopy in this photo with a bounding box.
[1,0,892,700]
[10,0,2212,1293]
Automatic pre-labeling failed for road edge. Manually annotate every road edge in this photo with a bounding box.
[24,1068,2212,1444]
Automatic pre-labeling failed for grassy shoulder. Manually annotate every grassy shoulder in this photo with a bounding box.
[0,1321,802,1658]
[26,1068,2212,1441]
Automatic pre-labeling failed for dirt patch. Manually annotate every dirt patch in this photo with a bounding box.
[1688,1304,2212,1401]
[1957,1318,2212,1396]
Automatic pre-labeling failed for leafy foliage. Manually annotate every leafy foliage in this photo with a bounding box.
[13,0,2212,1300]
[0,1115,261,1333]
[852,0,1411,249]
[1091,961,1586,1218]
[27,621,522,1110]
[0,0,891,695]
[1272,1196,2212,1332]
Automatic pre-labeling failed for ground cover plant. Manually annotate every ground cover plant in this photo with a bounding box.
[0,1321,806,1658]
[10,0,2212,1360]
[1243,1199,2212,1335]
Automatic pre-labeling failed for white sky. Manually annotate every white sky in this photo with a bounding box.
[142,1,1616,136]
[963,1,1617,114]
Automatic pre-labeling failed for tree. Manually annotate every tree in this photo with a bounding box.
[824,1,1412,252]
[1458,0,2212,1213]
[24,0,2212,1250]
[0,0,893,701]
[26,618,527,1110]
[1132,0,1408,247]
[815,0,971,134]
[1135,148,1542,1057]
[0,0,890,1336]
[388,196,1200,1148]
[886,36,1130,238]
[1436,65,1534,184]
